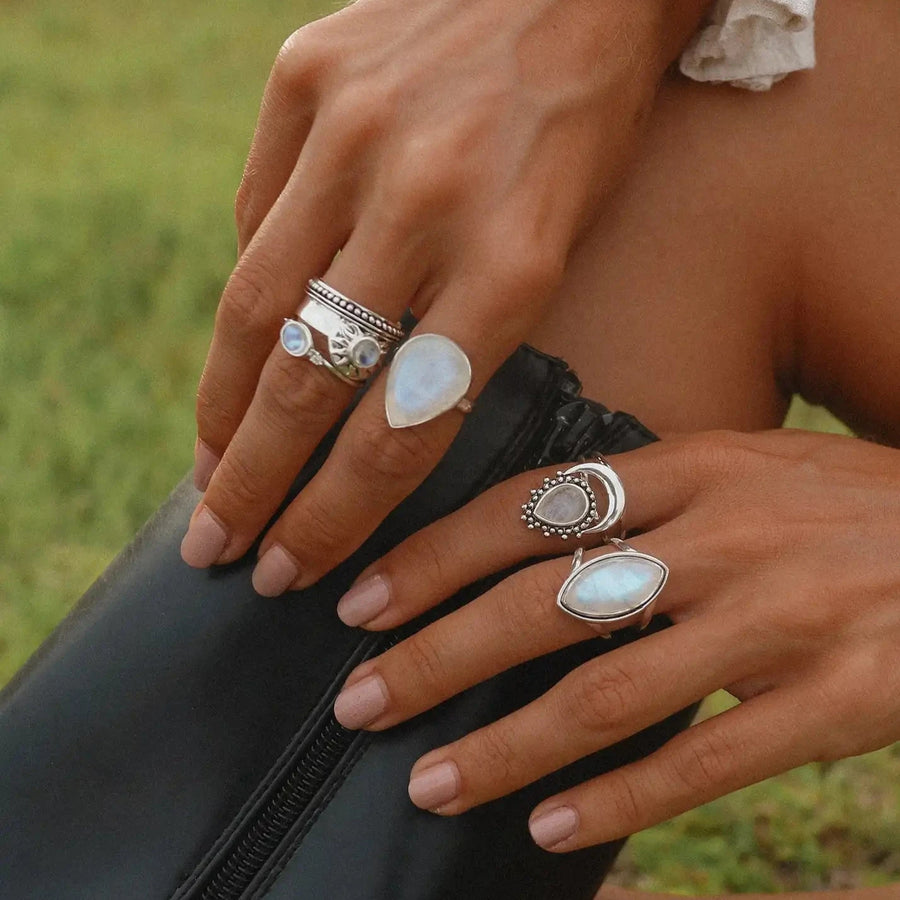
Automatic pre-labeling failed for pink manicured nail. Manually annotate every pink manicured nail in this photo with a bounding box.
[180,508,228,568]
[337,575,390,626]
[529,806,579,849]
[193,439,219,492]
[252,545,299,597]
[408,761,460,810]
[333,674,389,730]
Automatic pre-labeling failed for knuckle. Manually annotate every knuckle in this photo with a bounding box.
[479,229,564,307]
[686,430,759,485]
[492,572,554,647]
[273,24,328,93]
[325,86,392,147]
[403,630,450,690]
[215,451,265,512]
[195,370,236,439]
[668,728,734,796]
[605,773,643,830]
[470,722,519,782]
[398,527,453,591]
[382,142,463,224]
[257,354,342,433]
[290,496,349,560]
[217,258,281,340]
[350,418,434,487]
[565,660,640,735]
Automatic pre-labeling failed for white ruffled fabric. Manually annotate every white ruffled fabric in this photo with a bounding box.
[679,0,816,91]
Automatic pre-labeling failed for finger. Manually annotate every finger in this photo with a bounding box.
[335,439,706,629]
[400,614,751,815]
[526,685,820,852]
[252,254,559,593]
[183,212,426,569]
[194,116,358,490]
[235,26,325,256]
[332,527,700,730]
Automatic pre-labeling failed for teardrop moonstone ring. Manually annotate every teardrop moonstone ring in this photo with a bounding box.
[385,334,473,429]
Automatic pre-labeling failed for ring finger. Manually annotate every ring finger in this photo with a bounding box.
[183,209,430,569]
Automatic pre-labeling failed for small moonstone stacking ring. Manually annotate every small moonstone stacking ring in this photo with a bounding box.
[556,540,669,634]
[280,279,405,385]
[521,456,626,541]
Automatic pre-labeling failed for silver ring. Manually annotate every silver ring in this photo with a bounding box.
[280,280,405,384]
[556,539,668,634]
[521,455,626,540]
[306,278,404,342]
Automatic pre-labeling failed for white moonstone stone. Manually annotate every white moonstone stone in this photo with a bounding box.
[533,483,589,527]
[350,336,381,369]
[559,555,665,621]
[280,321,311,357]
[385,334,472,428]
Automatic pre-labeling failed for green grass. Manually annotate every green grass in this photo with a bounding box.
[1,2,896,892]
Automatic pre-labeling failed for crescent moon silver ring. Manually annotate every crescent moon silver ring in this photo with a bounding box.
[520,455,626,541]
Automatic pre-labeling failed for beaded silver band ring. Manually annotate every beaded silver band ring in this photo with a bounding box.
[306,278,404,342]
[279,279,406,384]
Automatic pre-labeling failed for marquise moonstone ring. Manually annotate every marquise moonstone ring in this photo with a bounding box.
[557,540,668,633]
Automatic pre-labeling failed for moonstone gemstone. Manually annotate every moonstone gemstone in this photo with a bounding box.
[559,555,666,621]
[280,320,311,357]
[385,334,472,428]
[350,336,381,369]
[533,482,590,527]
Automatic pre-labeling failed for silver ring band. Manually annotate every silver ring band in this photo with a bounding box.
[280,280,405,384]
[306,278,404,342]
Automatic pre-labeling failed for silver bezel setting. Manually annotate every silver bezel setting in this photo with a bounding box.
[521,472,598,539]
[556,541,669,633]
[521,457,626,541]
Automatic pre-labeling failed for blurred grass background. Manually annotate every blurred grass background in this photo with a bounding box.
[0,0,897,893]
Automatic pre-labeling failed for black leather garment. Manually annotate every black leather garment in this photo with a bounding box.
[0,346,695,900]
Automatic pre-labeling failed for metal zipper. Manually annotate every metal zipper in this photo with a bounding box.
[195,371,587,900]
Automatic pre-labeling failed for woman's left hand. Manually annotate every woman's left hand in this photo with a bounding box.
[330,429,900,851]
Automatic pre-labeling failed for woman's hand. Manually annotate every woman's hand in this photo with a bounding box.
[182,0,709,594]
[330,429,900,850]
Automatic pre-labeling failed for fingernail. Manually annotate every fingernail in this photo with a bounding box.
[336,574,390,626]
[408,761,460,810]
[193,439,220,492]
[334,674,389,730]
[181,507,228,568]
[529,806,579,850]
[253,545,299,597]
